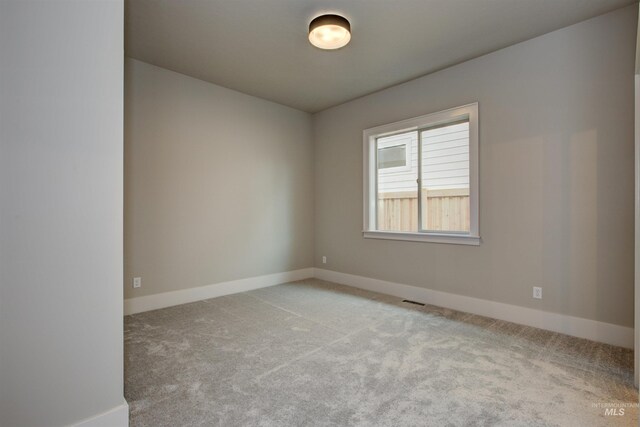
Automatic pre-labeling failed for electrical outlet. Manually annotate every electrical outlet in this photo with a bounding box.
[322,256,327,264]
[133,277,142,289]
[533,287,542,299]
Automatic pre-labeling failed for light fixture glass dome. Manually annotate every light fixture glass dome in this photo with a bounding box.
[308,14,351,50]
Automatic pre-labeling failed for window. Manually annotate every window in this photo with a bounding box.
[377,135,410,171]
[378,145,406,169]
[363,103,479,245]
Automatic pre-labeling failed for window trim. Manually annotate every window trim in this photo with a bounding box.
[363,103,480,245]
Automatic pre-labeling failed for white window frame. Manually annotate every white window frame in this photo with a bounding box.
[363,103,480,245]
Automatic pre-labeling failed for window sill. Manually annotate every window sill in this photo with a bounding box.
[362,230,481,246]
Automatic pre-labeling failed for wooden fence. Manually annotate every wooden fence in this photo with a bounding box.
[377,189,470,232]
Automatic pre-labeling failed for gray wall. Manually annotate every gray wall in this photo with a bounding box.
[0,1,125,426]
[314,5,637,327]
[124,59,314,299]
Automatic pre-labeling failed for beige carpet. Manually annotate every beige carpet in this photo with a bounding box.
[125,279,637,426]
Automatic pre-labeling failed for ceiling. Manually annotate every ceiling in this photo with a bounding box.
[125,0,635,113]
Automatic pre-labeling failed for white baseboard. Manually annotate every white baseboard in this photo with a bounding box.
[71,399,128,427]
[314,268,634,349]
[124,268,314,315]
[122,266,633,348]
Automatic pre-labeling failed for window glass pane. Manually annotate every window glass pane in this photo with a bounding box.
[420,121,470,232]
[376,132,418,232]
[378,145,406,169]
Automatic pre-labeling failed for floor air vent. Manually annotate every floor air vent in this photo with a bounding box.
[402,299,425,306]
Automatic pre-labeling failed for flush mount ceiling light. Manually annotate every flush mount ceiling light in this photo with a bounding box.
[308,14,351,50]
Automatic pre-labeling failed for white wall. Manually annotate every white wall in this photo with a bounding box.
[0,1,127,426]
[314,5,637,328]
[634,74,639,385]
[124,59,314,301]
[634,3,640,388]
